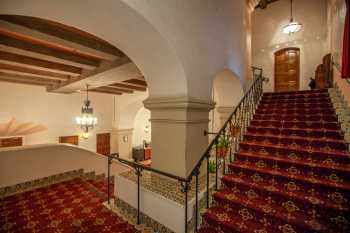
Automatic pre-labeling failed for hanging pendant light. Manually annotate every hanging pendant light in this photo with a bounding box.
[282,0,302,34]
[75,84,97,138]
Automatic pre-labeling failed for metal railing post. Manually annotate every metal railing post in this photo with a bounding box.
[206,154,210,208]
[135,167,142,225]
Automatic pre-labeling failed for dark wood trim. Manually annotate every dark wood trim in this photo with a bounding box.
[123,79,147,87]
[0,63,70,81]
[0,51,82,76]
[96,86,133,94]
[89,89,122,95]
[0,33,100,69]
[0,71,60,85]
[109,83,147,91]
[0,17,121,61]
[48,57,131,91]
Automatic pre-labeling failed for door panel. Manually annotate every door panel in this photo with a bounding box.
[0,137,23,148]
[275,48,300,92]
[96,133,110,155]
[59,135,79,145]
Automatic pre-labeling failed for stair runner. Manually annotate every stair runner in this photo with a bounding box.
[200,89,350,233]
[0,177,137,233]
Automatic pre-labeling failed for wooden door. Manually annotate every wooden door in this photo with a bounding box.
[59,135,79,145]
[274,48,300,92]
[96,133,110,155]
[0,137,23,148]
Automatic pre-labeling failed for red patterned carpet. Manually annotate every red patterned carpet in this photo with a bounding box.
[0,177,137,233]
[200,89,350,233]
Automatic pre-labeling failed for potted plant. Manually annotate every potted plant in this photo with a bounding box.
[208,159,216,173]
[215,135,231,158]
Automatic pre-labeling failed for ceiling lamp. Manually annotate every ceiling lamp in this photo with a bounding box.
[76,84,97,138]
[282,0,302,35]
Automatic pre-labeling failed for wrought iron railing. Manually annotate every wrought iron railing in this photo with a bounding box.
[107,66,264,232]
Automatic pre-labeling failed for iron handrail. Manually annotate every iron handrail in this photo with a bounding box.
[111,153,187,182]
[187,67,263,180]
[107,66,264,232]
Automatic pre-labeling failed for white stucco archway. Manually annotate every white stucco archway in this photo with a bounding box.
[0,0,187,99]
[210,69,244,131]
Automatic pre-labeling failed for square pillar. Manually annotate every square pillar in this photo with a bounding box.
[144,96,214,178]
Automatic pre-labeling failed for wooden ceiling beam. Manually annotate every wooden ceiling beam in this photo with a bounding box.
[0,19,119,61]
[0,63,70,81]
[122,79,147,88]
[0,51,82,76]
[96,86,133,93]
[109,82,147,91]
[0,35,99,69]
[0,71,60,86]
[89,88,122,95]
[48,56,131,91]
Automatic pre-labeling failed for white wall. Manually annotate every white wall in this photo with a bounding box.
[0,82,114,152]
[0,0,250,101]
[327,0,350,106]
[209,69,244,133]
[132,107,151,146]
[252,0,328,92]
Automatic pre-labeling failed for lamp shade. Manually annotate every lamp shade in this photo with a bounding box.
[282,21,302,34]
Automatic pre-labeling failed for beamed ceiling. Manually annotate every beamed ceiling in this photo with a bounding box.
[0,15,147,95]
[255,0,280,9]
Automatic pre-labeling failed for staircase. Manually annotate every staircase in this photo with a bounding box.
[200,89,350,233]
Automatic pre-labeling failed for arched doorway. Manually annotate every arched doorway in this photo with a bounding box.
[274,47,300,92]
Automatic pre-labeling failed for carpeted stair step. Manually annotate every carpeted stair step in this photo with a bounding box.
[253,113,338,122]
[261,93,330,101]
[212,189,347,233]
[258,104,334,111]
[255,107,336,115]
[243,133,348,152]
[263,89,328,96]
[250,120,341,130]
[260,97,331,104]
[234,151,350,188]
[239,141,350,164]
[198,226,226,233]
[202,206,280,233]
[247,126,344,140]
[228,161,350,198]
[221,173,350,216]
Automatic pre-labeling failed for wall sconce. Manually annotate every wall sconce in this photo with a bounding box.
[123,135,128,142]
[81,132,90,139]
[144,125,150,133]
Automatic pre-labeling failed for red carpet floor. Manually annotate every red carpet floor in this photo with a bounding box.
[0,177,137,233]
[200,89,350,233]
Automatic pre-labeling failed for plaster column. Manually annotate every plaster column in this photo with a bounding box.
[216,106,235,128]
[144,97,214,178]
[111,128,133,159]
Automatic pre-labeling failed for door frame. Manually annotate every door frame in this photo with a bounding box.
[274,47,300,92]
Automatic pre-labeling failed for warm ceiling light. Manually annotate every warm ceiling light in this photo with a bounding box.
[76,84,97,136]
[282,0,302,35]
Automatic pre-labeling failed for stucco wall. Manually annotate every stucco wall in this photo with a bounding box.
[0,0,250,101]
[0,82,114,152]
[252,0,328,92]
[328,0,350,106]
[132,107,151,147]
